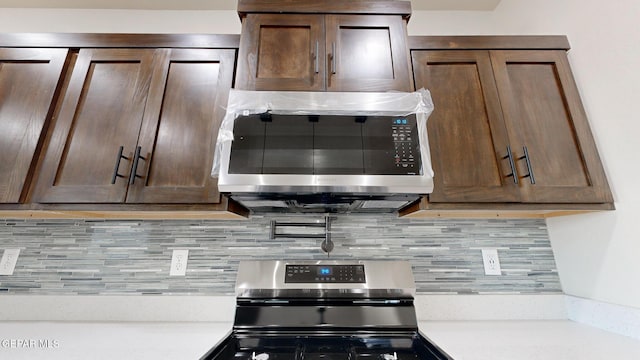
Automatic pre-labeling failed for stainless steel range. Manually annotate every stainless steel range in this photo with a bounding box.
[200,260,452,360]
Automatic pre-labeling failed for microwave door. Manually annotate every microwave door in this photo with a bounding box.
[262,114,314,174]
[228,114,265,174]
[314,115,364,175]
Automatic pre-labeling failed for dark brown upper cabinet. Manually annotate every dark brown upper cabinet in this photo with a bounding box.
[236,14,325,91]
[0,48,68,203]
[412,45,612,205]
[411,50,520,203]
[235,0,412,92]
[32,48,235,204]
[491,50,611,203]
[325,15,412,92]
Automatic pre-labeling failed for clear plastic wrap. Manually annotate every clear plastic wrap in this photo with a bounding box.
[212,89,434,178]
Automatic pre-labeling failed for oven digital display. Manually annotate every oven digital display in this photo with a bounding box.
[285,265,365,283]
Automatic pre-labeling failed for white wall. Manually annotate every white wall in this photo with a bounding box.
[408,0,640,309]
[0,9,241,33]
[1,0,638,309]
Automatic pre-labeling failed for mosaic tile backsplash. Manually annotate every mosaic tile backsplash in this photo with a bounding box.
[0,215,561,295]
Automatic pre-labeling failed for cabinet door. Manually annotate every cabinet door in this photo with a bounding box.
[0,48,68,203]
[412,50,521,202]
[326,15,412,92]
[491,50,613,203]
[236,14,325,91]
[33,49,156,203]
[126,49,235,203]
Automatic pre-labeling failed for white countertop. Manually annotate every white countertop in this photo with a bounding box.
[1,294,637,359]
[420,320,640,360]
[0,294,567,321]
[0,321,231,360]
[1,320,639,359]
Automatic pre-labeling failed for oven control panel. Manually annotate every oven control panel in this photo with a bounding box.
[285,264,366,283]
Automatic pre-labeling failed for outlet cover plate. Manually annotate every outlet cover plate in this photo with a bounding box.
[481,249,502,276]
[170,249,189,276]
[0,249,20,276]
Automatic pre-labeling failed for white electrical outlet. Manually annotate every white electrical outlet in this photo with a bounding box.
[481,249,502,276]
[170,249,189,276]
[0,249,20,276]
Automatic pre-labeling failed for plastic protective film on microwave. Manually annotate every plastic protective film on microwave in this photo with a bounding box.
[211,89,435,178]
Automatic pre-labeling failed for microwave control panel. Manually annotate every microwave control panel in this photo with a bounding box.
[391,117,419,172]
[285,264,366,283]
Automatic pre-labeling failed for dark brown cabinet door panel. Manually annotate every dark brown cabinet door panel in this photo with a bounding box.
[33,49,156,203]
[412,50,520,202]
[236,14,325,91]
[491,50,613,203]
[0,48,68,203]
[326,15,411,92]
[126,49,235,203]
[237,13,411,92]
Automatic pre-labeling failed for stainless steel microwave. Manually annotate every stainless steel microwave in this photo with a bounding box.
[214,90,434,213]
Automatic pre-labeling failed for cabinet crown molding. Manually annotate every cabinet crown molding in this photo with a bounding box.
[237,0,412,19]
[408,35,570,50]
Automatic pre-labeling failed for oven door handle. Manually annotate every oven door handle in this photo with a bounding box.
[352,300,401,305]
[249,299,289,304]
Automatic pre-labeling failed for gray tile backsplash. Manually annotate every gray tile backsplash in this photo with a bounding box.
[0,215,561,295]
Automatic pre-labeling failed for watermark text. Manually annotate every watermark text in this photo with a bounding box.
[1,339,60,349]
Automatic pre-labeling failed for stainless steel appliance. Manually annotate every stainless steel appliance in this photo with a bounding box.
[214,90,435,214]
[200,260,452,360]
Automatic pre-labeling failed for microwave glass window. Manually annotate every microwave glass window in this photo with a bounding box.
[228,114,265,174]
[263,115,314,174]
[314,116,364,174]
[228,114,422,175]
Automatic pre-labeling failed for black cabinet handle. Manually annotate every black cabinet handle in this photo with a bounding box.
[503,145,519,184]
[330,42,336,74]
[519,146,536,184]
[128,146,145,185]
[111,146,128,184]
[314,41,319,74]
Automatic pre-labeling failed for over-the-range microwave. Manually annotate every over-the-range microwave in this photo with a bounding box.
[213,90,435,213]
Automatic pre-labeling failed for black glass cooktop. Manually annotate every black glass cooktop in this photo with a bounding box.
[220,335,447,360]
